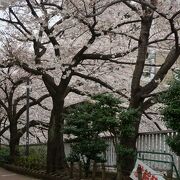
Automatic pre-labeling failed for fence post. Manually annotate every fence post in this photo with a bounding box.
[92,160,97,180]
[137,165,142,180]
[101,162,105,180]
[70,161,73,178]
[78,161,82,180]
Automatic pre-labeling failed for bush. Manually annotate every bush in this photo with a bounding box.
[0,147,10,163]
[15,146,46,170]
[160,73,180,156]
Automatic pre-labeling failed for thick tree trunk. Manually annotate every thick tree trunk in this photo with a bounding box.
[116,161,122,180]
[92,160,97,180]
[101,162,105,180]
[70,161,74,178]
[84,158,90,177]
[78,161,82,180]
[46,98,66,173]
[117,7,154,178]
[117,97,144,179]
[9,121,19,163]
[119,116,141,179]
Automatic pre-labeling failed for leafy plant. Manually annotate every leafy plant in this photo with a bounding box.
[160,72,180,156]
[64,94,121,177]
[65,94,139,178]
[0,147,10,163]
[15,146,46,170]
[64,93,139,177]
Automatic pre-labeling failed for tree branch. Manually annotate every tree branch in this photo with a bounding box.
[73,72,128,99]
[142,46,180,95]
[15,94,50,121]
[17,120,49,139]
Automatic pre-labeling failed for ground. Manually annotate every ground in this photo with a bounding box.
[0,167,39,180]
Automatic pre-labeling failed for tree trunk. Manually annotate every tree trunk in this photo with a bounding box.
[70,161,74,178]
[92,160,97,180]
[84,158,91,177]
[46,98,66,173]
[101,162,105,180]
[118,97,144,178]
[117,7,154,178]
[119,118,141,178]
[116,161,122,180]
[137,165,142,180]
[9,121,19,163]
[78,161,82,180]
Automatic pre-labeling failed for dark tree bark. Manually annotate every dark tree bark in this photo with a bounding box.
[117,5,154,179]
[9,120,19,162]
[2,1,179,177]
[117,3,180,179]
[46,96,66,172]
[9,118,48,163]
[42,74,70,173]
[0,74,49,162]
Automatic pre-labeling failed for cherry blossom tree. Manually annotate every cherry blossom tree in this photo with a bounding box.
[72,0,180,178]
[0,0,125,172]
[0,65,49,162]
[0,0,180,178]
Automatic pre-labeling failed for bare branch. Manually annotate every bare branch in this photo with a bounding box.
[73,72,128,99]
[142,46,180,95]
[15,94,50,121]
[41,2,63,10]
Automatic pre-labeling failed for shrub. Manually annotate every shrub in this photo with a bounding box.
[160,73,180,156]
[15,146,46,170]
[0,147,10,163]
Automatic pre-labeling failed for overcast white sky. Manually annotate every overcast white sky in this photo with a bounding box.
[0,0,15,9]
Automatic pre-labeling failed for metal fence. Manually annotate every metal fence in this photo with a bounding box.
[105,131,180,173]
[136,130,180,174]
[1,130,179,174]
[65,130,180,174]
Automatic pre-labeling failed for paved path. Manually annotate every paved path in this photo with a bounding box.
[0,167,40,180]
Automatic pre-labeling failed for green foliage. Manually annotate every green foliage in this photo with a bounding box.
[66,94,120,132]
[64,93,138,175]
[160,73,180,155]
[94,94,138,139]
[71,139,107,161]
[66,151,79,162]
[116,144,136,162]
[65,94,122,175]
[64,94,122,139]
[120,108,138,138]
[0,147,10,163]
[93,93,122,106]
[166,135,180,156]
[15,146,46,170]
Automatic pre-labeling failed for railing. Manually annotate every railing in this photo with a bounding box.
[65,130,180,174]
[1,130,179,175]
[137,130,180,174]
[137,151,180,178]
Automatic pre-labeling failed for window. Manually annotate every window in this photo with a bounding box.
[143,49,156,80]
[172,68,180,81]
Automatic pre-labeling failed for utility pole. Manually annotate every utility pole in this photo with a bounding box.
[25,77,30,156]
[0,122,1,149]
